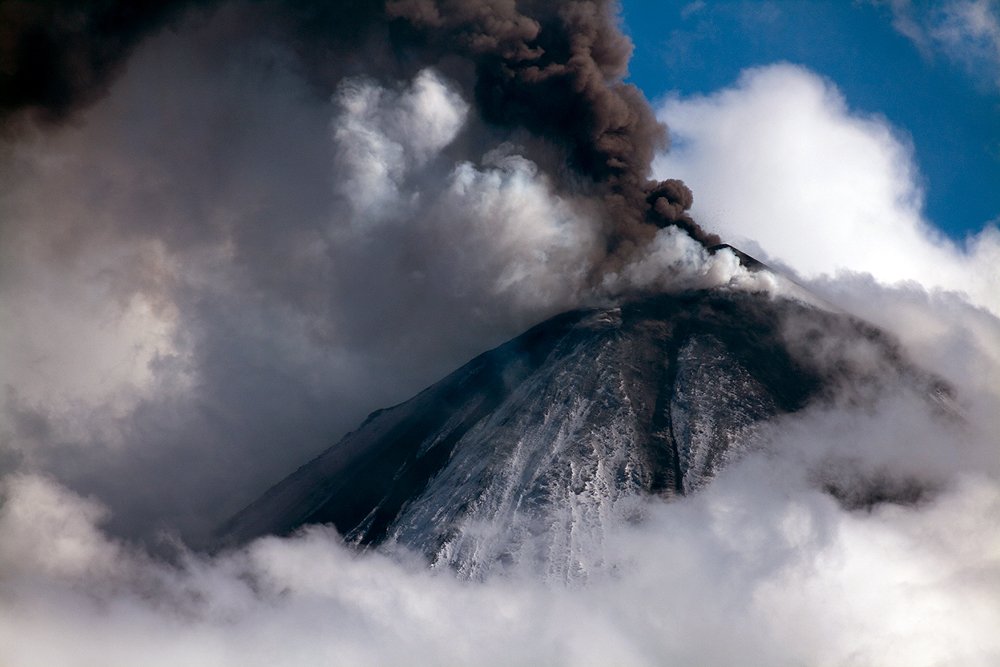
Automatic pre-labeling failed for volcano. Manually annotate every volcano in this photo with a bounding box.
[219,275,948,578]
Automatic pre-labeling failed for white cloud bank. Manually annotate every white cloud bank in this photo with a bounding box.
[654,63,1000,316]
[3,343,1000,667]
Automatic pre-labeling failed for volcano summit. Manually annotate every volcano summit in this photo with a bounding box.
[220,271,949,579]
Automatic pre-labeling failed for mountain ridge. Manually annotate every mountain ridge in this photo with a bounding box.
[215,276,954,579]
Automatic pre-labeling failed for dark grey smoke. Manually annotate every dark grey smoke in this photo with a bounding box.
[0,0,716,250]
[385,0,719,251]
[0,0,201,125]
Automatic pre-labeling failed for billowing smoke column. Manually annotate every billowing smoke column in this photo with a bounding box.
[0,0,717,255]
[385,0,720,251]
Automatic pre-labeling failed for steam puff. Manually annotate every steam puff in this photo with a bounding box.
[326,65,601,308]
[332,69,469,224]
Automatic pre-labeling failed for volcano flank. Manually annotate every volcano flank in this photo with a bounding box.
[220,281,949,578]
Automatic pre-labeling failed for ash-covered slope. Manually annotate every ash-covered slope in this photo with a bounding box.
[219,288,944,578]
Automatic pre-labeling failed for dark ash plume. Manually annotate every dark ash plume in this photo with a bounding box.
[1,0,717,249]
[386,0,720,251]
[0,0,202,125]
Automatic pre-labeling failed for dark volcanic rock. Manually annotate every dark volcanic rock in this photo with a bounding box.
[218,289,943,577]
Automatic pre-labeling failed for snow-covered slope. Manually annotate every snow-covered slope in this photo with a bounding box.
[219,288,945,577]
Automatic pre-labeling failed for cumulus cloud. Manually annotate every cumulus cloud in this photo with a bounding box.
[653,63,1000,315]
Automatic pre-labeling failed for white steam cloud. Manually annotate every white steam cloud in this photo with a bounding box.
[1,12,998,666]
